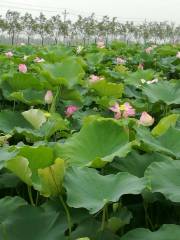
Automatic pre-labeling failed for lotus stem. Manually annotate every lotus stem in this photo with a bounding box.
[27,186,35,206]
[59,195,72,238]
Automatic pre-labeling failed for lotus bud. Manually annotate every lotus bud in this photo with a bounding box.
[65,105,78,117]
[44,90,53,104]
[139,112,154,126]
[18,64,27,73]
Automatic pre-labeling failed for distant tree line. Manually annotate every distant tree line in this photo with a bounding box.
[0,10,180,45]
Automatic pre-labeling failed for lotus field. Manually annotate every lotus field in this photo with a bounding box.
[0,42,180,240]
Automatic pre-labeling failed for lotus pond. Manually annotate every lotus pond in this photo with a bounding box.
[0,42,180,240]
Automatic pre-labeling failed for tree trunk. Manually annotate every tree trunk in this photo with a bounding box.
[11,30,15,45]
[41,37,44,46]
[27,36,30,45]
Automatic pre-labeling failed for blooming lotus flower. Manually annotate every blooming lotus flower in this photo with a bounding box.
[97,41,105,48]
[18,64,27,73]
[109,102,135,119]
[145,47,153,54]
[65,105,78,117]
[44,90,53,104]
[147,78,158,84]
[5,51,13,58]
[109,102,121,119]
[138,63,144,70]
[116,57,126,65]
[34,57,45,63]
[139,112,154,126]
[121,102,136,118]
[89,75,104,83]
[176,51,180,59]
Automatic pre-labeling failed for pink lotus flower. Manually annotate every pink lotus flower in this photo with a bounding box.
[89,75,104,83]
[5,51,13,58]
[176,51,180,59]
[145,47,153,54]
[116,57,126,65]
[97,41,105,48]
[147,78,158,84]
[34,57,45,63]
[65,105,78,117]
[109,102,121,119]
[109,102,135,119]
[121,102,136,118]
[138,63,144,70]
[44,90,53,104]
[18,64,27,73]
[139,112,154,126]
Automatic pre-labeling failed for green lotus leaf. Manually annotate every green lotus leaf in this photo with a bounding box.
[4,73,43,90]
[9,89,45,105]
[6,156,32,185]
[38,158,65,197]
[55,119,132,167]
[41,57,85,87]
[0,196,27,222]
[6,145,54,187]
[110,151,172,177]
[0,148,18,170]
[90,80,124,98]
[152,114,179,136]
[85,52,104,66]
[145,161,180,202]
[64,167,145,214]
[136,126,180,159]
[22,109,47,129]
[0,172,20,189]
[142,81,180,105]
[121,224,180,240]
[0,111,67,142]
[125,69,155,86]
[0,205,67,240]
[0,111,32,133]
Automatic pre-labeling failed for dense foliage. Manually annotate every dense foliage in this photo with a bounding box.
[0,41,180,239]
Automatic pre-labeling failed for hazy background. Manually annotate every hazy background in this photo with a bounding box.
[0,0,180,23]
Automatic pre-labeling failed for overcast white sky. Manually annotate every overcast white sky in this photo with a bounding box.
[0,0,180,23]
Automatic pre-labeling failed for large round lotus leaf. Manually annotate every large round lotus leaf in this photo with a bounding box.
[85,52,104,66]
[8,89,45,105]
[41,57,85,87]
[145,161,180,202]
[64,167,145,214]
[111,151,172,177]
[121,224,180,240]
[136,126,180,159]
[55,119,132,167]
[125,69,155,86]
[5,73,43,90]
[0,111,32,133]
[152,114,179,136]
[0,205,67,240]
[142,81,180,105]
[90,80,124,98]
